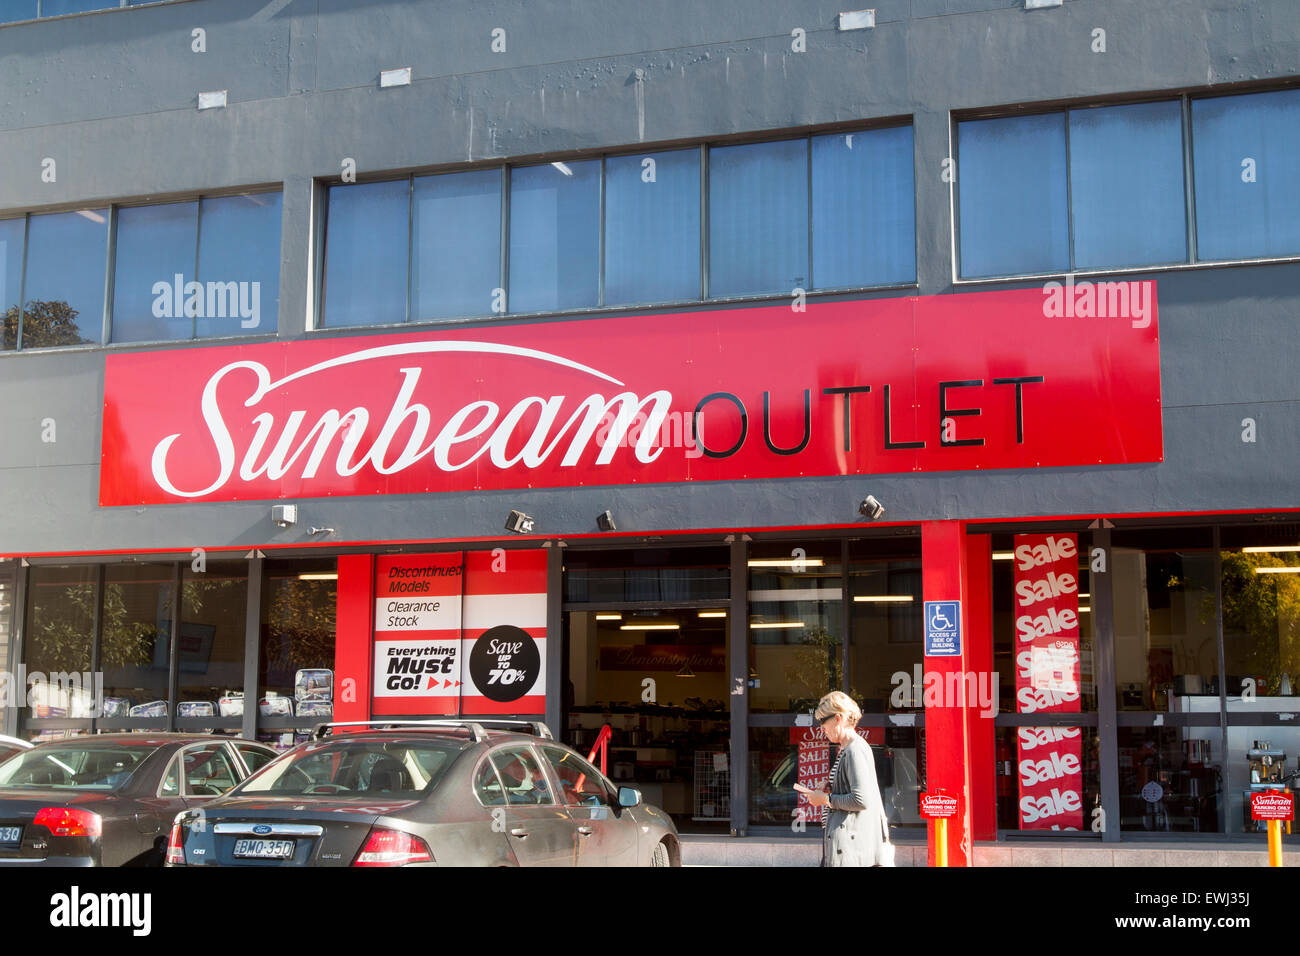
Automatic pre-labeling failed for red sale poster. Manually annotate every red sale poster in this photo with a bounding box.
[1013,533,1084,829]
[790,725,883,825]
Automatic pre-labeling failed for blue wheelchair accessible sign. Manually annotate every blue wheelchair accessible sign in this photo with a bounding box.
[924,601,961,656]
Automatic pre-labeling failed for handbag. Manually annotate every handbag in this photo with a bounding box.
[877,809,896,867]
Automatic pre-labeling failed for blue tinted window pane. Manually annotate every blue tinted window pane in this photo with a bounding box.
[1070,101,1187,269]
[812,127,916,288]
[323,180,409,328]
[0,219,22,351]
[412,169,501,320]
[22,209,107,348]
[196,193,282,338]
[605,149,701,304]
[508,161,600,313]
[111,202,198,343]
[41,0,115,14]
[0,1,37,23]
[958,114,1069,278]
[709,139,808,297]
[1193,89,1300,261]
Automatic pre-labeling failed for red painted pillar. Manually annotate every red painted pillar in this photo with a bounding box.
[965,533,996,843]
[334,554,374,725]
[922,520,974,866]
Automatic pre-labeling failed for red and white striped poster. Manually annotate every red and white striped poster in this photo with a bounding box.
[372,553,464,716]
[460,549,547,715]
[1013,533,1084,830]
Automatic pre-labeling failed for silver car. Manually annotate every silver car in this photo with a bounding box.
[166,720,681,867]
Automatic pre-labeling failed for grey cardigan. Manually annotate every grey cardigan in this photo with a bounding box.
[822,734,891,867]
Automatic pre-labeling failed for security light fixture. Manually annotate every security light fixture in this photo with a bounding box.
[380,67,412,88]
[859,495,885,520]
[271,504,297,528]
[838,9,875,30]
[597,510,617,532]
[197,90,227,110]
[504,510,536,534]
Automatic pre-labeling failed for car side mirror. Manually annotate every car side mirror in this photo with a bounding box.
[617,786,642,808]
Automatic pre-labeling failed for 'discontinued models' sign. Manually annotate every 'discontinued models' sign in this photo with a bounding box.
[98,287,1162,505]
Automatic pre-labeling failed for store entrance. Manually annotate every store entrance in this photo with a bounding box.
[560,547,731,833]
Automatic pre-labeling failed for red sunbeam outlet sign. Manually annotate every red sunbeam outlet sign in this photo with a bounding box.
[98,287,1162,505]
[1013,532,1085,830]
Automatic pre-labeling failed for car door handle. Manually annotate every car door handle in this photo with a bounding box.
[577,826,594,836]
[509,828,528,838]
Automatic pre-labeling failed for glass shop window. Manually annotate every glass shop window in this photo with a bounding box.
[708,138,808,298]
[847,538,922,715]
[811,126,916,288]
[258,558,337,741]
[997,726,1104,833]
[1117,726,1222,833]
[22,565,96,721]
[1111,528,1217,711]
[178,561,248,715]
[508,160,600,313]
[747,542,843,714]
[604,148,701,304]
[99,564,174,717]
[1193,87,1300,261]
[20,208,108,348]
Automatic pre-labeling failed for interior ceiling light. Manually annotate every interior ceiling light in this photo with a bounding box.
[747,558,826,568]
[750,622,805,629]
[620,623,681,631]
[1255,567,1300,574]
[698,611,727,618]
[852,595,914,603]
[595,613,622,621]
[1244,545,1300,553]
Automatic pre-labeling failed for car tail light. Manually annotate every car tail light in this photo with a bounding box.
[33,807,102,838]
[352,827,433,867]
[165,821,185,865]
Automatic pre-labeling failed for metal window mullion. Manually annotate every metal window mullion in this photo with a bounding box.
[545,546,563,740]
[1182,94,1199,263]
[192,197,204,339]
[15,214,29,351]
[500,166,511,314]
[166,562,181,732]
[700,145,709,299]
[1064,110,1076,272]
[405,176,414,323]
[5,564,29,738]
[1092,527,1120,843]
[242,557,264,742]
[597,156,606,307]
[729,535,748,836]
[840,538,849,691]
[1213,525,1229,838]
[101,206,116,345]
[806,135,814,293]
[90,564,105,734]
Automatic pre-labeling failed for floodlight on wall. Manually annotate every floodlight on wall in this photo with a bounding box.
[859,495,885,520]
[271,504,298,528]
[197,90,228,110]
[1024,0,1062,8]
[504,510,536,534]
[597,510,617,532]
[380,67,412,88]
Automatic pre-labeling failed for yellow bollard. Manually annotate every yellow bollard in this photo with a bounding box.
[1268,818,1284,867]
[936,817,948,867]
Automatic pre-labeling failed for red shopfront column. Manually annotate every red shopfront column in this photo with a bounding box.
[334,554,375,726]
[922,521,975,866]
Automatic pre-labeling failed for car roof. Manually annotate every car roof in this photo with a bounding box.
[23,734,266,747]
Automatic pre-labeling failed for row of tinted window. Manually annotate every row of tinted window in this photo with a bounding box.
[0,193,281,350]
[958,87,1300,278]
[0,0,159,23]
[321,126,917,326]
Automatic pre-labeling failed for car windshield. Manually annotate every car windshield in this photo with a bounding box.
[238,738,461,796]
[0,745,152,791]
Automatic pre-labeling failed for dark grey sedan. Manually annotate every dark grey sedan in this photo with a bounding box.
[0,734,278,866]
[165,720,681,867]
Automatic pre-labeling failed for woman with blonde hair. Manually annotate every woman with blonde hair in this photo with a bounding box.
[803,691,894,866]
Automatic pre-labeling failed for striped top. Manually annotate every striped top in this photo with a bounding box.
[822,745,847,828]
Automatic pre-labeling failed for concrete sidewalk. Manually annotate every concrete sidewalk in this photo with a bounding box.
[679,834,1293,867]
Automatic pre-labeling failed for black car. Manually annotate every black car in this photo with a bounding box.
[166,720,681,867]
[0,734,278,866]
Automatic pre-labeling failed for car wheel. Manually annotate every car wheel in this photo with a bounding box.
[651,840,671,867]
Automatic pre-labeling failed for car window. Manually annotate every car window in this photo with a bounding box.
[160,756,181,796]
[0,746,148,790]
[182,744,240,796]
[239,738,460,796]
[489,747,553,806]
[234,744,276,774]
[539,746,612,807]
[474,758,507,806]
